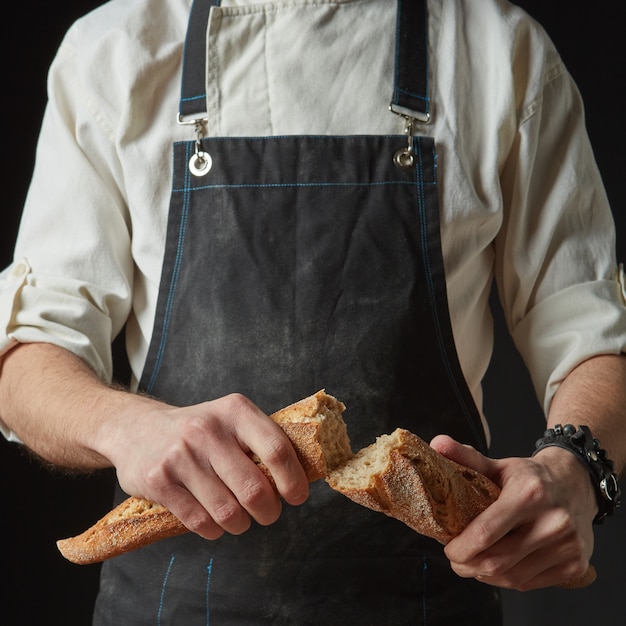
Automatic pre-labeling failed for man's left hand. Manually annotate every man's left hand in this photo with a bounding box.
[430,434,597,590]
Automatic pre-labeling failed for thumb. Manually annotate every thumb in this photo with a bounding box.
[429,434,498,481]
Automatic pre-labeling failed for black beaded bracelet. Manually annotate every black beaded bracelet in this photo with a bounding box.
[532,424,621,524]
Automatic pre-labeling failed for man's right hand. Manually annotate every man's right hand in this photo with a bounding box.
[103,393,311,539]
[0,343,310,540]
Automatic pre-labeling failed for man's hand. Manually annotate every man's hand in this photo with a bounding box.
[430,434,596,591]
[0,343,310,542]
[102,393,311,541]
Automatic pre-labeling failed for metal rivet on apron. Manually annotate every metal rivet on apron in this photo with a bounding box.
[393,147,415,169]
[189,150,212,176]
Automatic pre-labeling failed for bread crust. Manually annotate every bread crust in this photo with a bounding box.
[56,497,187,565]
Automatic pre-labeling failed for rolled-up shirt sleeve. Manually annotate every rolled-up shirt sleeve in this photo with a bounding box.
[0,36,133,392]
[496,62,626,415]
[512,272,626,414]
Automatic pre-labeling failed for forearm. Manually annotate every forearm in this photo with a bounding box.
[0,341,309,539]
[0,342,156,470]
[546,353,626,475]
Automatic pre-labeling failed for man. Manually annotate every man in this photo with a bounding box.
[1,0,625,623]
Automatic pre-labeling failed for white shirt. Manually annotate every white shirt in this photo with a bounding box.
[1,0,625,441]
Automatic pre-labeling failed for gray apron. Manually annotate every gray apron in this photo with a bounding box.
[94,1,502,623]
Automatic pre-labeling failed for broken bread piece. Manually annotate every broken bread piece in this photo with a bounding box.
[326,427,501,544]
[57,390,352,565]
[255,389,353,483]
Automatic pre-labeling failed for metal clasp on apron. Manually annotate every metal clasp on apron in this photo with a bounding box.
[177,113,212,177]
[393,115,418,169]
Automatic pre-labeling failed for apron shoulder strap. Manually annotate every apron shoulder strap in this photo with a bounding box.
[178,0,219,122]
[390,0,431,123]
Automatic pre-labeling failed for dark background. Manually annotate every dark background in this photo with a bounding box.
[0,1,624,624]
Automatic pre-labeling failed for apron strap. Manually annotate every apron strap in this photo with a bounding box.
[390,0,431,123]
[178,0,219,123]
[178,0,431,124]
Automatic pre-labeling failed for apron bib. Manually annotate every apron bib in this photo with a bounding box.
[94,1,501,623]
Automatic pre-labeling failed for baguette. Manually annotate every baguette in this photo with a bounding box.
[56,390,352,565]
[56,396,597,588]
[326,427,596,588]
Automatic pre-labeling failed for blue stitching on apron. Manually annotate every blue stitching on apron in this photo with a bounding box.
[396,87,429,102]
[205,558,214,626]
[157,554,176,625]
[414,137,483,448]
[171,180,428,193]
[181,94,207,103]
[146,143,193,393]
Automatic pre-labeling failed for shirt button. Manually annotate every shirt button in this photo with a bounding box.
[11,262,28,279]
